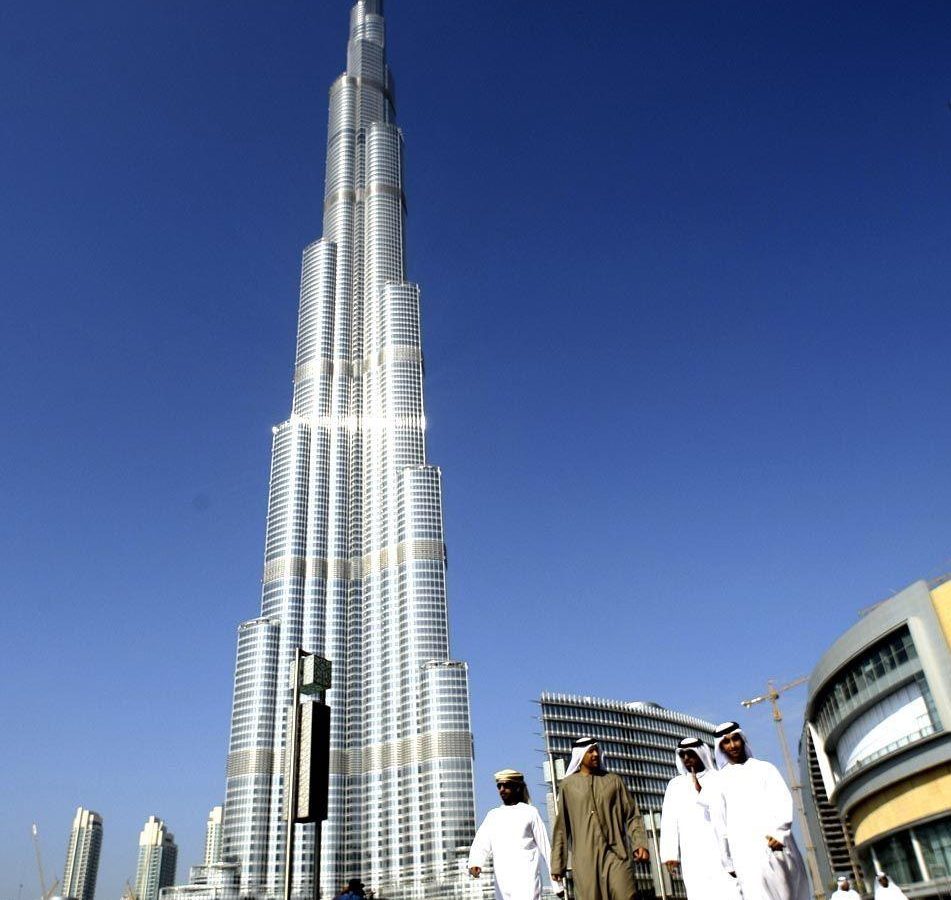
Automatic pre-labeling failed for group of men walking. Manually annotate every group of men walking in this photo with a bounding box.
[468,723,906,900]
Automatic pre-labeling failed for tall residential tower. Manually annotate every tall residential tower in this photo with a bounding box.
[62,807,103,900]
[203,807,223,867]
[135,817,178,900]
[220,3,477,899]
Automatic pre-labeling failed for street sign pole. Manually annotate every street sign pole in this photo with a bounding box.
[283,650,333,900]
[284,648,304,900]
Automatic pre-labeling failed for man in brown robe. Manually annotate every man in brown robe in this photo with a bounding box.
[551,737,650,900]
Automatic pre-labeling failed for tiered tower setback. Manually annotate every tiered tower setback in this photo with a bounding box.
[221,3,477,898]
[62,807,103,900]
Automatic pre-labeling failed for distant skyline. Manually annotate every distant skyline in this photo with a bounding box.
[3,1,950,899]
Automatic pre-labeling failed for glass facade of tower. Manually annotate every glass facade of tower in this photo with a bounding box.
[220,3,476,898]
[802,577,951,897]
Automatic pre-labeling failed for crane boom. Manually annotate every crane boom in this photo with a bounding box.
[31,824,48,899]
[740,676,824,900]
[30,824,61,900]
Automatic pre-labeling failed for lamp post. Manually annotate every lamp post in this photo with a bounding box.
[284,649,332,900]
[644,810,669,900]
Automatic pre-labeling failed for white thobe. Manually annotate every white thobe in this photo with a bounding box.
[829,890,861,899]
[715,758,810,900]
[468,803,553,900]
[660,771,740,899]
[874,883,909,899]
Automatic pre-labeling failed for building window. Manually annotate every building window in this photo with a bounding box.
[833,678,936,775]
[868,829,923,885]
[916,815,951,882]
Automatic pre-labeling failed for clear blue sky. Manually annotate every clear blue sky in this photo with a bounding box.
[2,1,950,897]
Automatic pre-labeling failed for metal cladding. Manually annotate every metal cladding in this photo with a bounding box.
[221,3,476,899]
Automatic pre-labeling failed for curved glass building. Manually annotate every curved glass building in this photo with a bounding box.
[801,576,951,897]
[220,3,476,898]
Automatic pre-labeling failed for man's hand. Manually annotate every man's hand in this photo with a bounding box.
[633,847,650,862]
[551,874,564,883]
[766,836,784,851]
[663,860,679,873]
[468,867,481,878]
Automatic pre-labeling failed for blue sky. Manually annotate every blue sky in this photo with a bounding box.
[2,1,950,897]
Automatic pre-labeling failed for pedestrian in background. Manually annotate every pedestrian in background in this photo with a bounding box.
[829,874,861,899]
[874,872,909,899]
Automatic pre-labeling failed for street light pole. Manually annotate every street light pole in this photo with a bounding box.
[645,810,669,900]
[741,677,825,900]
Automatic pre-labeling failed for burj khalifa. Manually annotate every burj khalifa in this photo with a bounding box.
[220,3,477,898]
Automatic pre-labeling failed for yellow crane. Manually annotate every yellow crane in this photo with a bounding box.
[741,676,825,900]
[30,824,60,900]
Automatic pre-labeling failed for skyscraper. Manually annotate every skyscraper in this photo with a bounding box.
[135,817,178,900]
[203,807,223,867]
[62,807,103,900]
[220,3,476,899]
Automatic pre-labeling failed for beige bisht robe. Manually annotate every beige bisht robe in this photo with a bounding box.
[551,771,649,900]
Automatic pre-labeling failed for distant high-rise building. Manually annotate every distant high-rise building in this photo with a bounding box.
[217,2,476,899]
[62,807,103,900]
[159,804,235,900]
[135,817,178,900]
[159,863,240,900]
[203,807,223,866]
[538,692,717,899]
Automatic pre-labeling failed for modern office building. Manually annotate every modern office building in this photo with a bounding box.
[135,817,178,900]
[802,576,951,897]
[218,2,476,899]
[62,807,103,900]
[539,692,718,899]
[204,807,223,867]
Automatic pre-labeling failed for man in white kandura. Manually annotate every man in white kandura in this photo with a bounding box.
[660,737,739,899]
[874,872,909,899]
[469,768,556,900]
[829,874,861,899]
[713,721,810,900]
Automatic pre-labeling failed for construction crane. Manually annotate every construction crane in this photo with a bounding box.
[740,676,825,900]
[30,824,60,900]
